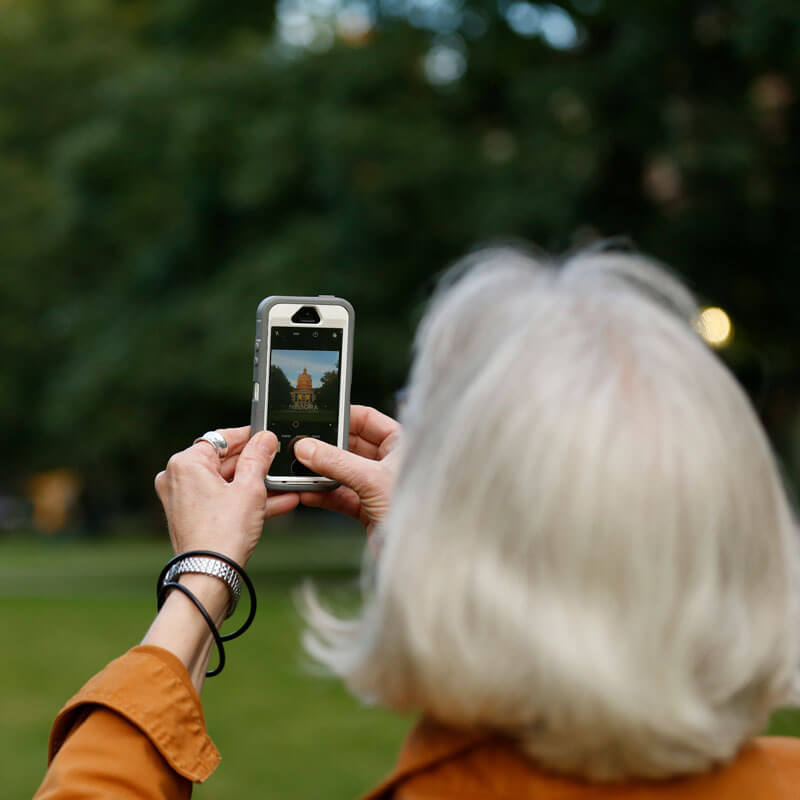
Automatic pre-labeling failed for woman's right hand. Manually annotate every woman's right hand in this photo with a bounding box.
[294,405,401,543]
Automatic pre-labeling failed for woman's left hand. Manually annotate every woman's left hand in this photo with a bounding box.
[154,426,299,568]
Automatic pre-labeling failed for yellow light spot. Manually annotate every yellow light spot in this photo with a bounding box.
[695,306,733,347]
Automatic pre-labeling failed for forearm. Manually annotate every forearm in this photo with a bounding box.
[142,574,231,693]
[38,427,281,798]
[38,589,230,798]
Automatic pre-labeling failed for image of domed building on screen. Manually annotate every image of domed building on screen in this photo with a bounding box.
[290,368,317,409]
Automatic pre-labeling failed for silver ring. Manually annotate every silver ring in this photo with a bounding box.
[194,430,228,458]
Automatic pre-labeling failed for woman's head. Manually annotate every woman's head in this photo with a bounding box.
[304,246,799,781]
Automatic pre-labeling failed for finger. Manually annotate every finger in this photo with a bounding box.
[349,406,401,449]
[220,454,240,482]
[264,492,300,519]
[192,439,225,470]
[215,425,251,453]
[154,471,166,500]
[234,430,278,487]
[221,440,277,480]
[299,486,362,520]
[294,438,375,494]
[192,425,251,463]
[216,426,253,470]
[347,433,402,462]
[347,433,380,460]
[169,445,221,478]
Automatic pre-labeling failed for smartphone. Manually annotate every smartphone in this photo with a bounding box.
[250,296,354,491]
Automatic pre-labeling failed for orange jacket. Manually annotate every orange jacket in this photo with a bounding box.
[34,645,800,799]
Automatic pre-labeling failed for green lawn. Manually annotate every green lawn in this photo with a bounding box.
[3,523,800,799]
[0,521,410,799]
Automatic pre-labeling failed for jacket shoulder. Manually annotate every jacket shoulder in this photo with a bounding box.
[754,736,800,786]
[362,727,800,800]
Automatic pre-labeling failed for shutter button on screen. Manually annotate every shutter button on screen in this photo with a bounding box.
[288,436,314,476]
[287,435,307,462]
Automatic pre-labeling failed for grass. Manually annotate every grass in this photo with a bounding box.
[1,520,410,799]
[4,521,800,798]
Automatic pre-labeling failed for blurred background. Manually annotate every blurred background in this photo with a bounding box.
[1,0,799,796]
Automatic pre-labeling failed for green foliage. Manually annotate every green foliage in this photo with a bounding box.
[0,0,798,514]
[270,365,293,409]
[316,369,340,411]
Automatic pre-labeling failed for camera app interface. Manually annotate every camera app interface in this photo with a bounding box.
[267,326,342,477]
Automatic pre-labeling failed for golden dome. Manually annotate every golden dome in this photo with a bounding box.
[297,368,312,389]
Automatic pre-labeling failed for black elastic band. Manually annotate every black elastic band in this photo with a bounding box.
[156,550,257,642]
[160,580,226,677]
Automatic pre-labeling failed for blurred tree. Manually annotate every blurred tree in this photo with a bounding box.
[316,370,340,411]
[0,0,798,521]
[270,365,292,410]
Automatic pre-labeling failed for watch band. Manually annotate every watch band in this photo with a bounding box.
[164,556,242,618]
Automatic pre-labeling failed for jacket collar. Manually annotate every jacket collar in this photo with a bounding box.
[360,718,796,800]
[360,718,489,799]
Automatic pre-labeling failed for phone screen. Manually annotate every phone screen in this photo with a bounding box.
[267,326,343,478]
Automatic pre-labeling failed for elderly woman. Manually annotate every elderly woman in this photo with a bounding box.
[35,247,800,799]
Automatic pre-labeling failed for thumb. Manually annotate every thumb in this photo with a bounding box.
[234,431,278,487]
[294,438,372,493]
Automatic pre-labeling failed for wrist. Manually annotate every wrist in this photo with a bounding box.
[166,554,242,618]
[149,549,257,686]
[177,573,230,627]
[143,582,223,690]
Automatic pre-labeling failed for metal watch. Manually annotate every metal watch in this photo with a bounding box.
[164,556,242,618]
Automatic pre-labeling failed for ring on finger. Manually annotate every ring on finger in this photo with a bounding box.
[194,430,229,458]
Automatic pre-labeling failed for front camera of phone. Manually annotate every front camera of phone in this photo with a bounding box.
[291,306,321,324]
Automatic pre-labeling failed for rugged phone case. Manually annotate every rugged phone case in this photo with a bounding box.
[250,295,355,491]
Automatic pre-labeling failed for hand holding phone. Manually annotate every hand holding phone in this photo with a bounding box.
[155,427,299,567]
[294,405,402,540]
[250,296,354,491]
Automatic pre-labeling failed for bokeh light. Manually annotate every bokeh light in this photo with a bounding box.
[423,37,467,85]
[695,306,733,348]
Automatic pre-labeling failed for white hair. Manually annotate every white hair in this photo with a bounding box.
[303,246,800,781]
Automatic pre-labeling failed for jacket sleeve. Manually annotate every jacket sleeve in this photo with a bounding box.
[33,645,221,800]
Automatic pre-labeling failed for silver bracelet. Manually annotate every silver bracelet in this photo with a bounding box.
[164,556,242,618]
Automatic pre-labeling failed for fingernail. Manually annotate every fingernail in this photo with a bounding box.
[294,438,316,461]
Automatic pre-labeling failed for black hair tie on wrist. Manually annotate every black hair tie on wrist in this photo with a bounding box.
[161,581,226,677]
[157,549,256,641]
[156,550,257,677]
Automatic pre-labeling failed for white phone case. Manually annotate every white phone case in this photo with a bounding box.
[250,295,355,491]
